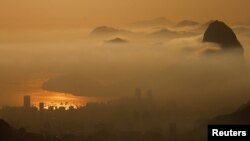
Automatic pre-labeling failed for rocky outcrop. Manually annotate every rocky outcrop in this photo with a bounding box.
[203,20,244,55]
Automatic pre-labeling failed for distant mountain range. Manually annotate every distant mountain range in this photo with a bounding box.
[90,26,132,37]
[150,28,198,38]
[233,26,250,36]
[175,20,200,28]
[89,20,249,46]
[150,28,179,37]
[89,26,200,40]
[198,20,216,31]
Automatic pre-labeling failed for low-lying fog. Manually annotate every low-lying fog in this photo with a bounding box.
[0,23,250,118]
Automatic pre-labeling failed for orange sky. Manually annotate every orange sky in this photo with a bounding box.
[0,0,250,28]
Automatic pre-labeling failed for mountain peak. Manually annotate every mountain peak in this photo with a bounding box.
[203,20,244,54]
[106,37,128,44]
[91,26,119,34]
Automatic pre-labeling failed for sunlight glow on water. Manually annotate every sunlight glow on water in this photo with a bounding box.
[14,73,102,109]
[32,91,87,109]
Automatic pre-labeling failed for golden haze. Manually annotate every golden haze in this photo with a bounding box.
[0,0,250,28]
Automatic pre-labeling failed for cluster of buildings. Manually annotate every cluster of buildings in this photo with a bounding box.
[0,95,77,115]
[2,88,153,113]
[0,89,182,137]
[23,95,63,111]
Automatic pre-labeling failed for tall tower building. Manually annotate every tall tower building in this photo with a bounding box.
[39,102,45,111]
[23,95,31,108]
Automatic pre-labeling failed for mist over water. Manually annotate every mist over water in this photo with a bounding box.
[0,24,250,119]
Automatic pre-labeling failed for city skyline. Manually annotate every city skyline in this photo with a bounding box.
[0,88,152,110]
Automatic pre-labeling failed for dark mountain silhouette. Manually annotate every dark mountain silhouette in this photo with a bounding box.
[106,37,128,44]
[203,20,244,54]
[0,119,55,141]
[209,101,250,124]
[91,26,118,34]
[0,119,13,137]
[90,26,131,36]
[175,20,200,27]
[189,101,250,141]
[128,17,172,28]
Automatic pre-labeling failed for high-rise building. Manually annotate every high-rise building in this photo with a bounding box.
[23,95,31,108]
[39,102,45,111]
